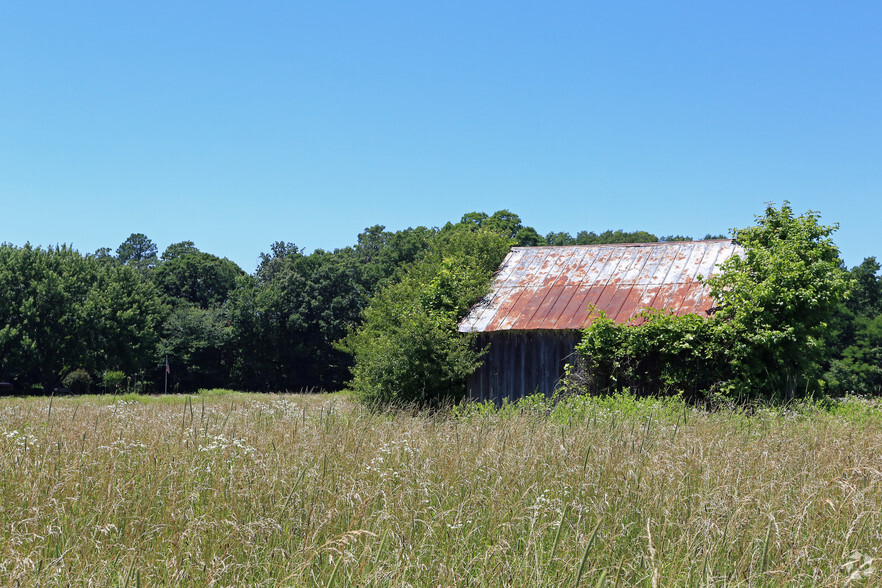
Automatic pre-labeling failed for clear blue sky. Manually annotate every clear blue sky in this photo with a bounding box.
[2,2,880,272]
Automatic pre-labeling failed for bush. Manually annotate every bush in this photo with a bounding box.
[102,370,126,393]
[574,308,732,401]
[343,228,510,406]
[62,369,93,395]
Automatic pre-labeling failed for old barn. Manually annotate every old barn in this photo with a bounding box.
[458,240,742,403]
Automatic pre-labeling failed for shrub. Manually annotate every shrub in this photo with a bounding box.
[62,369,93,395]
[574,308,732,401]
[343,228,510,406]
[102,370,126,393]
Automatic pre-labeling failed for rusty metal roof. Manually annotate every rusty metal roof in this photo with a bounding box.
[458,240,742,333]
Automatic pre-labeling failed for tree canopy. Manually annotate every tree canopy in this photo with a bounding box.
[115,233,158,272]
[0,244,162,391]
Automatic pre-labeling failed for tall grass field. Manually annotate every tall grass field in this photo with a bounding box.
[1,391,881,586]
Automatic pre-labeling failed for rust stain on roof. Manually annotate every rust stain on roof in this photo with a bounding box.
[458,240,742,333]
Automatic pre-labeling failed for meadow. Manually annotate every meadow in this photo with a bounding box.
[1,391,881,586]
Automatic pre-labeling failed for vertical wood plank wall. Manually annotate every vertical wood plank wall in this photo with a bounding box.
[466,330,581,404]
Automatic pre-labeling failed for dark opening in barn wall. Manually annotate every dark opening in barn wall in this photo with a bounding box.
[467,330,581,404]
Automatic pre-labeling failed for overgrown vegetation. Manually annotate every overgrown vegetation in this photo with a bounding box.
[574,203,853,402]
[1,391,880,585]
[342,227,511,405]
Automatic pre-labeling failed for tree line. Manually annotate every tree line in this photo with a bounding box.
[0,211,652,393]
[1,207,879,400]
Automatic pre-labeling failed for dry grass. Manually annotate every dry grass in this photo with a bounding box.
[1,391,881,586]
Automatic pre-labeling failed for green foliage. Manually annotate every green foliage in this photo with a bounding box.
[545,229,662,246]
[344,228,511,406]
[353,225,434,294]
[845,257,882,317]
[826,313,882,395]
[7,206,863,399]
[575,309,730,400]
[573,203,851,401]
[115,233,158,273]
[161,241,200,262]
[576,229,658,245]
[229,247,367,390]
[704,202,850,397]
[452,210,548,246]
[161,305,233,392]
[544,231,575,246]
[823,257,882,395]
[102,370,126,392]
[62,369,92,394]
[153,251,244,309]
[0,244,162,391]
[85,261,164,377]
[480,209,524,241]
[513,226,546,246]
[90,247,118,266]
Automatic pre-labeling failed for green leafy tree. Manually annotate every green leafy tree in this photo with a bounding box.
[483,210,524,240]
[343,227,511,405]
[458,211,489,228]
[576,229,659,245]
[0,244,162,391]
[705,203,850,398]
[846,257,882,317]
[575,203,850,401]
[161,305,233,392]
[62,368,92,394]
[153,252,244,309]
[575,309,729,400]
[161,241,200,262]
[90,247,118,266]
[84,261,164,378]
[103,370,126,393]
[545,231,576,245]
[453,210,546,246]
[825,313,882,395]
[230,247,367,390]
[353,225,434,294]
[513,226,547,246]
[824,257,882,395]
[546,230,670,246]
[0,244,97,390]
[256,241,303,283]
[116,233,158,273]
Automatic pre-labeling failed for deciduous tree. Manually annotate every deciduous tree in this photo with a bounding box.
[343,227,511,405]
[0,244,162,391]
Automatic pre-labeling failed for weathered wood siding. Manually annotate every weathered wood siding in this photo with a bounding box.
[467,330,581,404]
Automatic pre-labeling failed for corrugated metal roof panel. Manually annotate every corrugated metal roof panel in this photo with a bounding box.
[459,240,742,333]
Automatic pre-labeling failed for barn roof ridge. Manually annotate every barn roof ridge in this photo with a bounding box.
[509,238,733,251]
